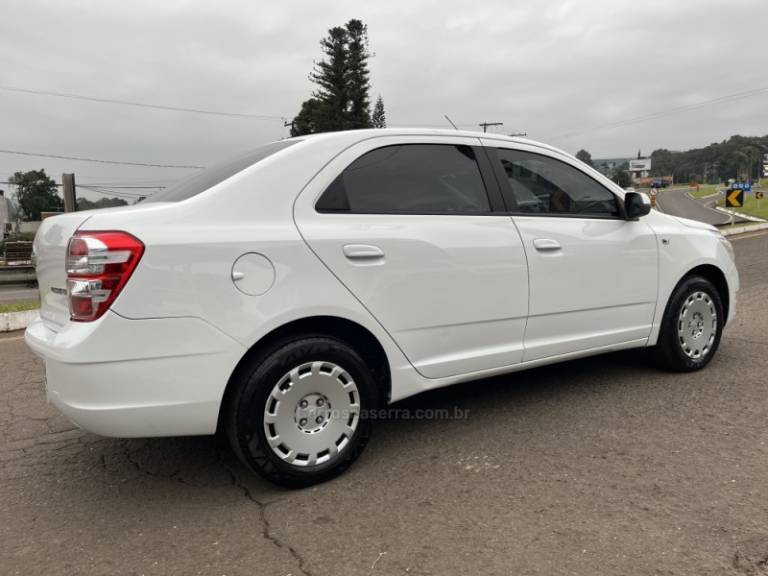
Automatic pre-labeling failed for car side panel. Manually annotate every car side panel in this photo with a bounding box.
[81,137,422,404]
[643,211,739,345]
[292,135,530,379]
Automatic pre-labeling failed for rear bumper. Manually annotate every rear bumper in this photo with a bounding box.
[25,312,245,437]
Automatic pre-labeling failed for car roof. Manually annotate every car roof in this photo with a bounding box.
[287,128,570,158]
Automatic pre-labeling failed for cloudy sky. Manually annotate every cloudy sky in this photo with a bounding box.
[1,0,766,200]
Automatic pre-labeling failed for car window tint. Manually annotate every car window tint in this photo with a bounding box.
[316,144,491,214]
[495,149,619,217]
[146,140,300,203]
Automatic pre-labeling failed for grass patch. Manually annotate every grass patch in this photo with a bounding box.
[688,184,722,199]
[733,193,768,220]
[717,192,768,220]
[0,300,40,314]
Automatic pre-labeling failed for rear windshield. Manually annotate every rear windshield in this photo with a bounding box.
[145,140,300,203]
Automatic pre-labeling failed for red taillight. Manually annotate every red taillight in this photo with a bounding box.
[66,231,144,322]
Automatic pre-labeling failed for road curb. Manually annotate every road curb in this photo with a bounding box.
[720,222,768,237]
[715,206,766,223]
[0,309,38,332]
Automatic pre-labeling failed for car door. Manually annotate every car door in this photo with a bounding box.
[294,135,529,379]
[484,142,658,362]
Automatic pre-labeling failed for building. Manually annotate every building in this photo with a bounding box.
[629,158,652,184]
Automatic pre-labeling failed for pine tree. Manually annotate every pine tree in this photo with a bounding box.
[371,95,386,128]
[290,20,375,134]
[344,19,372,129]
[308,26,349,132]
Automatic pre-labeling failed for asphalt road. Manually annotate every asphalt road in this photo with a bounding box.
[2,232,768,576]
[656,187,748,225]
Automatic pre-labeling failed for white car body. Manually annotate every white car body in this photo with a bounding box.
[25,129,739,438]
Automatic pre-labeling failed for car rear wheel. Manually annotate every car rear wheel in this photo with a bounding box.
[225,336,377,487]
[652,275,724,372]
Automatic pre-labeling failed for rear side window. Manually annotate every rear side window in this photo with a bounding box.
[146,140,299,203]
[495,148,620,217]
[316,144,491,214]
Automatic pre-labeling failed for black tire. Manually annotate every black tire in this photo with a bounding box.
[225,336,378,488]
[651,275,724,372]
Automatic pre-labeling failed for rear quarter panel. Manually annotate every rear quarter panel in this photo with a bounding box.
[81,136,419,400]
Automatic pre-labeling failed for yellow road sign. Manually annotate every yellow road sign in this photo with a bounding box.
[726,188,744,208]
[756,190,765,200]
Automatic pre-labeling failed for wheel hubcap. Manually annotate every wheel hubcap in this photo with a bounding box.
[294,392,331,433]
[264,361,360,467]
[677,291,717,360]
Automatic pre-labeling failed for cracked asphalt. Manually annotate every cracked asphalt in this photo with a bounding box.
[2,231,768,576]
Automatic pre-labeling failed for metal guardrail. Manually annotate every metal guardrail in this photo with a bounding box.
[0,265,36,285]
[3,241,33,265]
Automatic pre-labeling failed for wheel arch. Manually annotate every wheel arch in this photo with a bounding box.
[678,264,730,321]
[217,315,391,434]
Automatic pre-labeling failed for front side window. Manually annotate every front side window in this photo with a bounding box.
[316,144,491,214]
[495,149,620,217]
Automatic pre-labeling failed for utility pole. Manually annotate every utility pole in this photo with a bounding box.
[478,121,503,133]
[283,118,295,135]
[62,173,76,212]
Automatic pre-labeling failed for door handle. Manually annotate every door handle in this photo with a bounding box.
[533,238,562,252]
[343,244,385,260]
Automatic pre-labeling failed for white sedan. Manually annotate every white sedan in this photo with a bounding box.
[26,129,738,486]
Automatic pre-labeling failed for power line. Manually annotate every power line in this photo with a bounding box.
[0,84,491,128]
[0,85,286,120]
[0,149,203,169]
[560,86,768,139]
[0,181,165,189]
[80,185,166,189]
[78,185,154,199]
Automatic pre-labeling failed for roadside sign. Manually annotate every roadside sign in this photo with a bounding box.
[757,191,765,200]
[726,188,744,208]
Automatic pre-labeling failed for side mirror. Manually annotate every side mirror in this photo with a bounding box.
[625,191,651,219]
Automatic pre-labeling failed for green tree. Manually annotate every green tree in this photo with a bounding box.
[612,161,631,188]
[648,134,768,183]
[308,25,349,132]
[9,169,62,221]
[575,149,594,167]
[371,95,386,128]
[76,196,128,211]
[291,20,376,135]
[290,98,324,137]
[344,19,372,129]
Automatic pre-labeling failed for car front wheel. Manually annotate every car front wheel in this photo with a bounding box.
[653,275,724,372]
[225,336,378,487]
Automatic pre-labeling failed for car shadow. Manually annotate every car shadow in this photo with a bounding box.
[101,348,656,495]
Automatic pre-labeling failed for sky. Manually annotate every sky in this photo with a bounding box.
[1,0,766,201]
